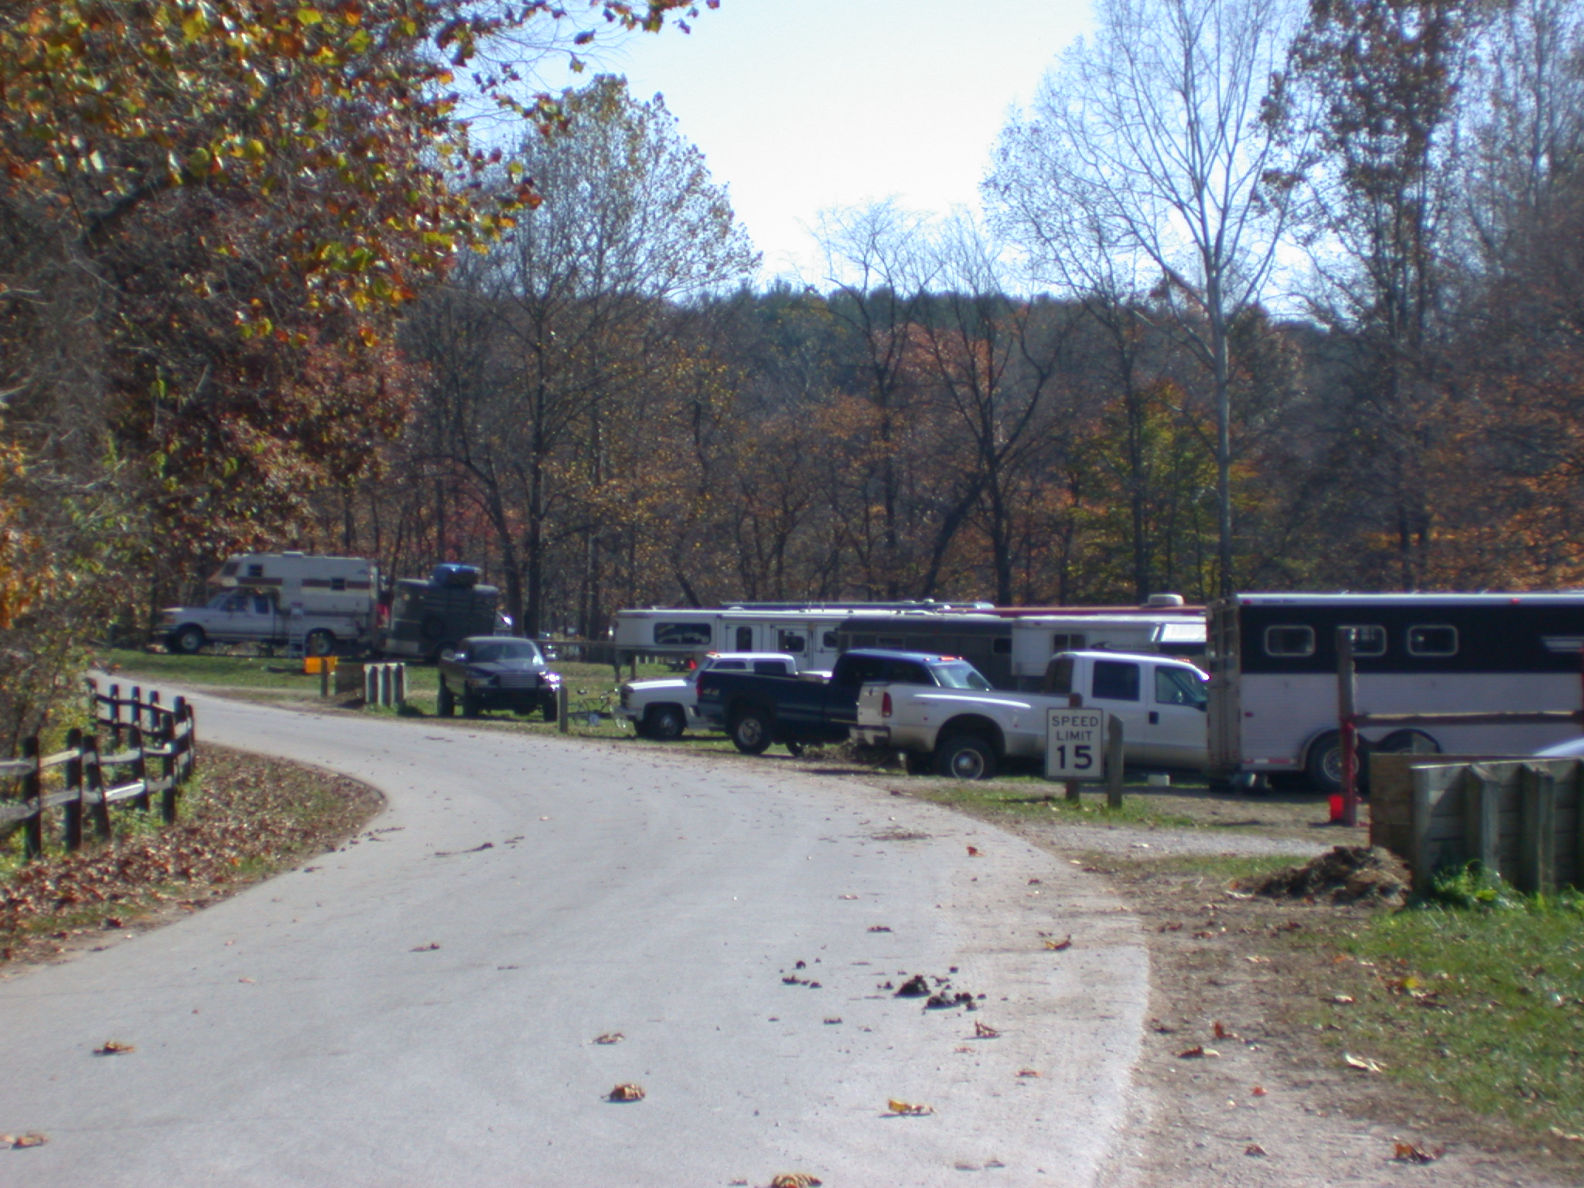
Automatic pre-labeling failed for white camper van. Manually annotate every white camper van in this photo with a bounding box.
[158,552,379,655]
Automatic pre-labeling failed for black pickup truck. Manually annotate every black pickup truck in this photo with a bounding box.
[694,648,965,755]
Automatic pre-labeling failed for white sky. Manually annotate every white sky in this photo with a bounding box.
[584,1,1095,286]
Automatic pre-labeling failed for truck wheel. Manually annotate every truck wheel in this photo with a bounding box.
[304,629,334,657]
[729,707,773,755]
[1304,731,1344,796]
[169,626,205,655]
[461,689,481,718]
[936,734,996,781]
[436,682,455,717]
[643,705,685,740]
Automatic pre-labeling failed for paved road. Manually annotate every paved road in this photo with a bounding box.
[0,692,1148,1186]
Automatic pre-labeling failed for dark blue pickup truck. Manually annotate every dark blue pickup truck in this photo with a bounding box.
[694,648,979,755]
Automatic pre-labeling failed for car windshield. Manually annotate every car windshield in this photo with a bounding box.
[930,661,993,690]
[468,640,540,664]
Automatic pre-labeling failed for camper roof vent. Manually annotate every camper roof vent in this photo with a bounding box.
[1145,592,1186,608]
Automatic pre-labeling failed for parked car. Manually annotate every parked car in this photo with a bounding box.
[436,636,560,720]
[615,652,805,740]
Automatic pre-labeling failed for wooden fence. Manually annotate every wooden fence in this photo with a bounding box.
[0,681,196,860]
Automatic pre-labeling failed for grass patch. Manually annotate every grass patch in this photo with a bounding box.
[905,775,1210,830]
[1307,873,1584,1141]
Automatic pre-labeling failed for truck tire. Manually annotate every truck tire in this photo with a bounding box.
[169,626,206,655]
[728,706,774,755]
[1304,730,1344,796]
[461,688,482,718]
[936,733,997,781]
[642,704,685,740]
[304,629,334,657]
[436,681,455,717]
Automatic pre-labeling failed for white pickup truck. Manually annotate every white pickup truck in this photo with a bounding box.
[615,652,803,740]
[853,649,1209,780]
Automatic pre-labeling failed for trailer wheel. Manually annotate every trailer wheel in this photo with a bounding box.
[436,681,455,717]
[936,734,996,781]
[728,706,773,755]
[1304,730,1344,795]
[169,626,206,655]
[1378,729,1440,755]
[304,629,334,657]
[642,704,685,740]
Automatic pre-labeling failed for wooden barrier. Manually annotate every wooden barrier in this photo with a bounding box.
[0,681,196,860]
[360,662,406,708]
[1371,754,1584,893]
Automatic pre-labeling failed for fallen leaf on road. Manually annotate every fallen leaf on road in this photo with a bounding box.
[1344,1052,1384,1073]
[967,846,981,857]
[1212,1020,1232,1040]
[411,942,441,952]
[1252,1085,1268,1096]
[886,1099,934,1116]
[593,1032,624,1045]
[1326,994,1356,1005]
[973,1020,1000,1038]
[823,1017,843,1025]
[1043,935,1073,951]
[867,925,892,932]
[5,1132,48,1148]
[1245,1143,1267,1157]
[1392,1140,1438,1163]
[1550,1127,1584,1142]
[93,1041,135,1056]
[608,1083,645,1102]
[769,1174,823,1187]
[1178,1045,1220,1059]
[1017,1068,1040,1078]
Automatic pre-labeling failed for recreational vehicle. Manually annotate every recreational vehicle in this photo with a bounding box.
[836,602,1206,691]
[1207,592,1584,794]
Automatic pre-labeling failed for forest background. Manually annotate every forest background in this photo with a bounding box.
[1,0,1582,742]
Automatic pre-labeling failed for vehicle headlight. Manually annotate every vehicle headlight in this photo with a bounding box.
[542,672,561,688]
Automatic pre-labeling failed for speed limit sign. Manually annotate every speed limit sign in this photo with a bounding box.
[1045,708,1106,780]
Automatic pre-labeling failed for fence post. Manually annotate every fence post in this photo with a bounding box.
[1106,716,1125,809]
[558,683,569,734]
[393,664,406,707]
[158,721,179,824]
[21,735,42,860]
[64,727,84,852]
[88,732,112,842]
[174,699,195,782]
[105,683,122,749]
[1520,764,1558,894]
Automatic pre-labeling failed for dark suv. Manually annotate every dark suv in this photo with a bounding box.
[437,636,561,720]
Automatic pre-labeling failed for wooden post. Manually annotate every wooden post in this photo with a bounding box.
[1106,716,1125,809]
[1065,692,1082,803]
[558,683,570,734]
[1520,764,1558,894]
[1337,629,1359,827]
[21,735,42,860]
[1463,766,1500,876]
[64,727,84,852]
[83,735,107,841]
[175,700,195,781]
[320,660,331,698]
[107,683,123,748]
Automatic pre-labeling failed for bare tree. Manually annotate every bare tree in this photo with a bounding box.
[986,0,1298,594]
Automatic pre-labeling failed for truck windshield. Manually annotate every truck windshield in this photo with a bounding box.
[931,661,992,690]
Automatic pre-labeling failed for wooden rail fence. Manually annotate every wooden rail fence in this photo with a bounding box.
[0,681,196,860]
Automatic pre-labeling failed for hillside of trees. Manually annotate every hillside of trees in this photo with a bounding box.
[2,0,1582,739]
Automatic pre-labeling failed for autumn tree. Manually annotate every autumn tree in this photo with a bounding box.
[406,75,756,635]
[1267,0,1479,587]
[986,0,1299,595]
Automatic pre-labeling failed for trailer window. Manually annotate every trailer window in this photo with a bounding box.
[1407,625,1458,657]
[1052,633,1087,653]
[735,626,754,650]
[655,621,713,647]
[245,563,265,579]
[822,630,839,649]
[1092,659,1141,702]
[1339,624,1386,657]
[778,630,807,654]
[1264,625,1315,657]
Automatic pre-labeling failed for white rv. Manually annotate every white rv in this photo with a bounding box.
[158,552,379,656]
[612,602,982,671]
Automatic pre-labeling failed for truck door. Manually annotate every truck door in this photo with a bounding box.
[1086,657,1154,762]
[1148,663,1209,768]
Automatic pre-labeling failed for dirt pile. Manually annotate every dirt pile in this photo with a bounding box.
[1243,845,1411,905]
